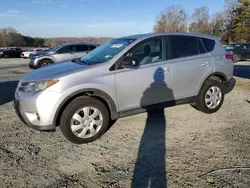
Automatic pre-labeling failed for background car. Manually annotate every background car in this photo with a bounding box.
[21,49,47,59]
[0,47,23,58]
[30,48,54,58]
[29,43,99,68]
[21,49,35,58]
[225,42,250,61]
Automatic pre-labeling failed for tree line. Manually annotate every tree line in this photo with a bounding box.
[154,0,250,43]
[0,0,249,47]
[0,27,113,48]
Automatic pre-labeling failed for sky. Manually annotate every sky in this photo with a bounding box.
[0,0,226,38]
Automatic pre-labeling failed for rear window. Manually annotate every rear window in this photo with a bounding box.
[201,38,215,52]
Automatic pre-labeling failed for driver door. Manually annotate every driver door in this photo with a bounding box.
[54,45,75,62]
[114,37,174,112]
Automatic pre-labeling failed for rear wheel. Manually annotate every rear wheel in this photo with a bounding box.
[60,96,110,144]
[192,79,225,114]
[39,59,53,67]
[234,54,241,62]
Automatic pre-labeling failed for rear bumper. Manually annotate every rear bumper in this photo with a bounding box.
[225,78,236,94]
[14,99,56,131]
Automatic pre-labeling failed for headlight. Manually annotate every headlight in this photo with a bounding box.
[18,80,59,93]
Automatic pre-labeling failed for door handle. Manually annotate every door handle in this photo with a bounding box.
[201,62,210,66]
[164,68,170,72]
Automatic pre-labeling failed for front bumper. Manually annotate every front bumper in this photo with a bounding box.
[14,89,63,131]
[29,58,39,69]
[28,63,37,69]
[225,78,236,94]
[14,100,55,131]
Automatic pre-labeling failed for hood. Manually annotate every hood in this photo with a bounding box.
[20,60,88,82]
[33,51,54,57]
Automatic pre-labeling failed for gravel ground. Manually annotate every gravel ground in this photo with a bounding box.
[0,59,250,188]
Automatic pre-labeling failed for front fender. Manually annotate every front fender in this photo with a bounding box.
[50,83,119,125]
[37,56,55,64]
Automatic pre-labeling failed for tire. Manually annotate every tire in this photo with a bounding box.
[193,79,225,114]
[60,96,110,144]
[234,54,241,62]
[3,54,9,59]
[39,59,53,68]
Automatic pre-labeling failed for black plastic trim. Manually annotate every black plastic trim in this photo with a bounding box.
[53,89,119,125]
[118,96,196,118]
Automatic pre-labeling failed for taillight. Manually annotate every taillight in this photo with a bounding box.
[225,53,236,63]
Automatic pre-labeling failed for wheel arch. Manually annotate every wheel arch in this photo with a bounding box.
[38,57,54,65]
[198,72,228,94]
[204,72,228,83]
[54,89,119,127]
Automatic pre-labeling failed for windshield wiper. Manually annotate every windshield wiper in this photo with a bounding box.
[71,58,88,65]
[80,59,89,65]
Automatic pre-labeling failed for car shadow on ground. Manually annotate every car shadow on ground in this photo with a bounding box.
[131,67,174,188]
[234,65,250,79]
[0,81,18,106]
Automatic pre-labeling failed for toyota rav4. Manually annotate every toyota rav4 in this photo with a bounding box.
[14,33,236,144]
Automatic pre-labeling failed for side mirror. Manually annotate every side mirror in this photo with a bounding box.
[119,56,139,68]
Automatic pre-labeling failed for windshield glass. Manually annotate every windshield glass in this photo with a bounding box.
[224,45,235,50]
[50,44,65,52]
[228,43,241,49]
[80,39,135,65]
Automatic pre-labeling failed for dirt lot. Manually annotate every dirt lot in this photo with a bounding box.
[0,59,250,188]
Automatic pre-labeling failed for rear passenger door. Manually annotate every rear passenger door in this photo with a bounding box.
[168,35,214,100]
[74,45,89,59]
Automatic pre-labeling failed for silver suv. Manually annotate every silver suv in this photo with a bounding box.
[29,43,99,69]
[14,33,236,144]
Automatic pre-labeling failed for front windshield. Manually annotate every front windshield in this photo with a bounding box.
[225,45,235,50]
[228,43,241,49]
[50,45,64,52]
[80,38,135,65]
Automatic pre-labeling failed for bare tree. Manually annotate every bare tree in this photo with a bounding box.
[0,27,20,47]
[153,5,188,33]
[189,6,211,34]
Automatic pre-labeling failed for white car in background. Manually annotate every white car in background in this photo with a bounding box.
[21,49,43,59]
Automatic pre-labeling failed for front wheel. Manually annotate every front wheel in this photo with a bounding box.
[3,54,9,58]
[60,96,110,144]
[39,59,53,67]
[193,79,225,114]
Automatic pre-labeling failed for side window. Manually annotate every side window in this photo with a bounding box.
[89,45,97,50]
[57,45,73,54]
[75,45,88,52]
[169,35,199,59]
[124,38,163,65]
[201,38,215,52]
